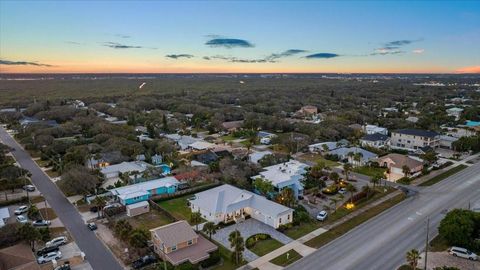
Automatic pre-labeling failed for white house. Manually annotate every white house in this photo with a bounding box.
[308,141,347,153]
[446,107,464,121]
[249,150,272,164]
[251,160,309,198]
[328,147,378,166]
[189,184,293,229]
[100,161,151,182]
[363,125,388,135]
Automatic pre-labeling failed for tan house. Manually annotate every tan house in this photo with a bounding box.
[0,243,40,270]
[150,220,217,266]
[376,153,424,181]
[221,120,244,132]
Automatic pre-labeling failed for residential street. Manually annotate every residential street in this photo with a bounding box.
[0,127,123,270]
[287,160,480,270]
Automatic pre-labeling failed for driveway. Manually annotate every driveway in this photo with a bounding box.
[212,219,293,262]
[0,127,123,270]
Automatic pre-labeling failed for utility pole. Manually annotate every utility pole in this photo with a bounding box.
[424,217,429,270]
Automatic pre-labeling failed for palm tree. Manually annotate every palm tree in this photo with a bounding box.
[330,197,339,213]
[343,163,352,182]
[202,222,217,240]
[92,196,107,218]
[190,211,202,231]
[353,152,363,167]
[402,165,411,178]
[346,184,357,203]
[405,249,420,269]
[371,172,382,191]
[228,230,244,265]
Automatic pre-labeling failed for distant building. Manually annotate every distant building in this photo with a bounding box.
[363,124,388,135]
[249,150,272,164]
[390,129,439,151]
[190,184,293,228]
[296,105,318,117]
[439,135,458,149]
[308,141,348,153]
[100,161,151,181]
[405,116,419,123]
[251,160,309,198]
[258,131,277,145]
[151,220,217,266]
[446,107,464,121]
[360,133,390,148]
[221,120,244,132]
[151,154,163,165]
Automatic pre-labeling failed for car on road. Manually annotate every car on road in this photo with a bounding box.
[87,222,97,230]
[37,245,59,256]
[132,254,157,269]
[16,215,28,224]
[338,187,347,194]
[23,185,36,192]
[46,236,67,247]
[449,246,478,260]
[14,205,29,215]
[32,219,51,227]
[316,210,328,221]
[37,251,62,264]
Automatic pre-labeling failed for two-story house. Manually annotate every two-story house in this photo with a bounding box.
[150,220,217,266]
[390,129,439,151]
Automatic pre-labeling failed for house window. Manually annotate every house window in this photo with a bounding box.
[187,240,193,246]
[279,218,282,223]
[172,245,177,251]
[287,214,290,220]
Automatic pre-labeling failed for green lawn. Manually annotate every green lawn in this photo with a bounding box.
[283,221,321,239]
[221,135,236,142]
[298,153,340,167]
[419,165,468,186]
[156,195,204,224]
[305,193,406,248]
[353,166,386,177]
[248,238,284,256]
[128,209,174,230]
[270,249,302,266]
[206,236,246,270]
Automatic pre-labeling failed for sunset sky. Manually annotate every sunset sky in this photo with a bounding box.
[1,1,479,73]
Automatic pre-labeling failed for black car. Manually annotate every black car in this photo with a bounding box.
[87,222,97,230]
[132,255,157,269]
[37,245,59,256]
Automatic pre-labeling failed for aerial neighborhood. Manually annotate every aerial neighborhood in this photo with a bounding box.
[0,75,479,270]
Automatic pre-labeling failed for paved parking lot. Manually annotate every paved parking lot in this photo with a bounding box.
[418,251,480,270]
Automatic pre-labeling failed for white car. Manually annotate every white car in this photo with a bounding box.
[46,236,67,247]
[37,251,62,264]
[16,215,28,224]
[316,210,328,221]
[338,187,347,194]
[32,219,51,227]
[14,205,29,215]
[449,246,477,260]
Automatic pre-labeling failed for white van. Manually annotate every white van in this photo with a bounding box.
[449,246,477,260]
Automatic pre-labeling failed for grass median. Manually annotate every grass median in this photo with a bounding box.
[305,192,406,248]
[419,164,468,186]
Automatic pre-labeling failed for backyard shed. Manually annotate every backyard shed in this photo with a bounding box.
[126,201,150,217]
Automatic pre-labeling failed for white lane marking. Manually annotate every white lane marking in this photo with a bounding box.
[416,211,422,216]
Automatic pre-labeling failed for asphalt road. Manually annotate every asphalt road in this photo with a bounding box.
[0,127,123,270]
[288,161,480,270]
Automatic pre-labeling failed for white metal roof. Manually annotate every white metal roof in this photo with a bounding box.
[252,160,309,187]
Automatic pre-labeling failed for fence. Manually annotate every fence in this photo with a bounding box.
[148,200,177,222]
[151,182,222,202]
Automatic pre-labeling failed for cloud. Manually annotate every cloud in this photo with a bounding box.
[66,41,84,45]
[165,54,194,59]
[0,59,54,67]
[305,53,340,59]
[384,40,416,47]
[265,49,308,61]
[205,38,254,48]
[412,49,425,54]
[371,48,404,55]
[115,34,131,38]
[102,42,156,49]
[455,65,480,73]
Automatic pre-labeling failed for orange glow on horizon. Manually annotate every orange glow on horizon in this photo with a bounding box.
[455,66,480,74]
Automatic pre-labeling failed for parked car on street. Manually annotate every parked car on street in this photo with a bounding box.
[37,251,62,264]
[23,185,36,192]
[316,210,328,221]
[87,222,97,231]
[14,205,28,215]
[37,245,59,256]
[449,246,478,260]
[32,219,51,227]
[16,215,28,224]
[46,236,67,247]
[132,254,157,269]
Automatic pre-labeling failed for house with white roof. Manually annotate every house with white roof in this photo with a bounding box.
[190,184,293,229]
[446,107,464,121]
[249,150,272,164]
[100,161,151,182]
[308,140,348,153]
[0,207,10,228]
[111,176,180,205]
[363,124,388,135]
[188,141,216,151]
[164,134,202,150]
[251,160,309,198]
[328,147,378,166]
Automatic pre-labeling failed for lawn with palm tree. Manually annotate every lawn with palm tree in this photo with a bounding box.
[247,234,284,256]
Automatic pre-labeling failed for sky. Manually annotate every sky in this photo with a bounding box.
[0,1,479,74]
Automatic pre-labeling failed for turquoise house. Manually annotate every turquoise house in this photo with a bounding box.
[111,176,179,205]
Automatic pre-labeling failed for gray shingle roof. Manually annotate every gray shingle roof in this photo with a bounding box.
[150,220,198,247]
[393,129,438,138]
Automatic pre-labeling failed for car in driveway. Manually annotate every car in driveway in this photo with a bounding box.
[37,251,62,264]
[87,222,97,231]
[32,219,51,227]
[132,254,157,269]
[46,236,67,247]
[23,185,36,192]
[338,187,347,194]
[37,245,60,256]
[316,210,328,221]
[54,263,71,270]
[14,205,28,215]
[16,215,28,224]
[449,246,478,260]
